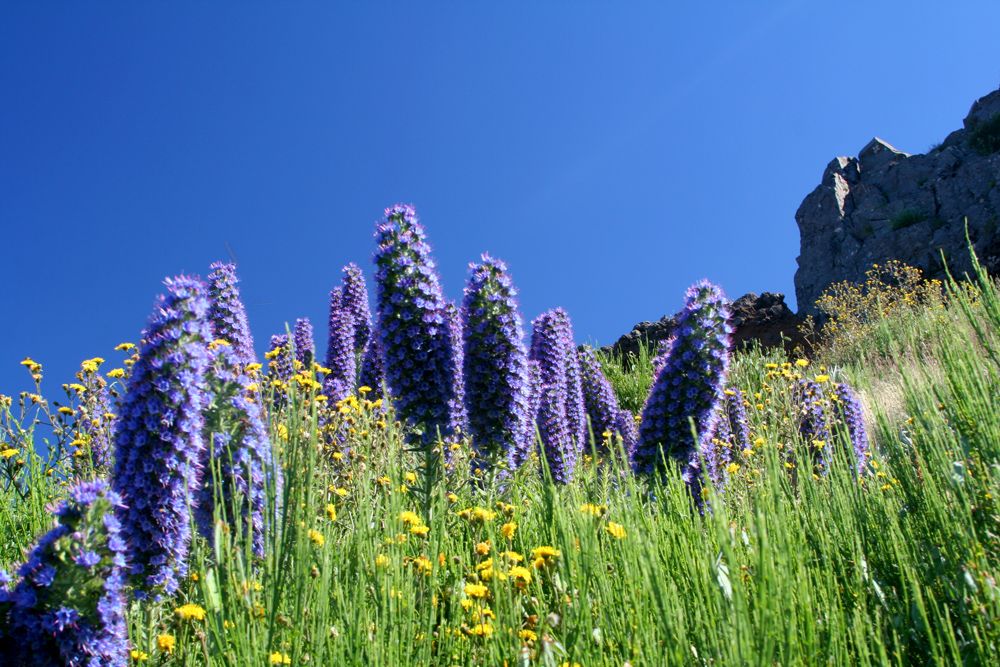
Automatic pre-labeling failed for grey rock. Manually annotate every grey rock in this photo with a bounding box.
[603,292,804,362]
[795,87,1000,314]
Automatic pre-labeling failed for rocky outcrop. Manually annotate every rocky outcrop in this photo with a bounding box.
[603,292,803,360]
[795,87,1000,314]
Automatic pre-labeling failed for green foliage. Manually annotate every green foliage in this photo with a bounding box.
[594,342,656,415]
[969,112,1000,155]
[890,208,926,230]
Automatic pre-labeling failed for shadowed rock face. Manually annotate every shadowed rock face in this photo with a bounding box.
[795,87,1000,315]
[603,292,804,361]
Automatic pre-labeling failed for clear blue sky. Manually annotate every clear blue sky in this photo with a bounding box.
[2,2,999,397]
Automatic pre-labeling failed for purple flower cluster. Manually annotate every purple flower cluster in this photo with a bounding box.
[111,276,211,597]
[207,262,257,365]
[195,345,279,557]
[373,204,461,446]
[832,382,870,475]
[293,317,315,369]
[267,334,294,385]
[71,370,114,478]
[529,308,585,483]
[793,379,832,471]
[324,286,357,403]
[634,280,732,479]
[651,337,674,379]
[445,301,469,438]
[358,333,385,400]
[512,359,542,468]
[578,346,635,455]
[0,480,128,666]
[341,263,373,355]
[461,255,532,473]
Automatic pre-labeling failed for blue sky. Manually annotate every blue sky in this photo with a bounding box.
[2,2,999,396]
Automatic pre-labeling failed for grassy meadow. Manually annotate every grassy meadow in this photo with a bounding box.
[1,253,998,666]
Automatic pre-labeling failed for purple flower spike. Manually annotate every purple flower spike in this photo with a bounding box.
[445,301,469,438]
[529,308,584,484]
[373,204,461,446]
[196,345,280,557]
[0,480,128,666]
[578,346,632,455]
[70,368,114,479]
[267,334,294,385]
[293,317,315,369]
[207,262,257,365]
[325,286,357,403]
[358,331,385,400]
[512,359,542,468]
[461,254,532,474]
[633,280,732,480]
[342,263,373,355]
[793,379,833,472]
[111,275,211,597]
[833,382,870,475]
[651,337,674,379]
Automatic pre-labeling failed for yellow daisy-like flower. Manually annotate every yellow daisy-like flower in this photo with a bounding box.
[130,649,149,661]
[475,541,491,556]
[308,529,325,547]
[605,522,627,540]
[325,503,337,521]
[464,582,489,599]
[175,603,207,621]
[464,622,494,638]
[815,374,830,383]
[156,634,176,654]
[1,448,20,459]
[579,503,606,517]
[399,511,422,526]
[375,554,390,568]
[726,462,741,475]
[269,651,292,665]
[107,368,126,379]
[795,358,809,367]
[500,521,517,539]
[410,524,430,537]
[509,565,532,587]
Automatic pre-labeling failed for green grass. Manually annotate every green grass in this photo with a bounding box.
[2,260,1000,665]
[889,209,926,231]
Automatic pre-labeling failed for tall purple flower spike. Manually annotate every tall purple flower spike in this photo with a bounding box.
[0,480,129,667]
[195,345,280,557]
[373,204,461,446]
[445,301,469,438]
[512,359,542,468]
[325,286,357,403]
[341,263,373,355]
[207,262,257,365]
[793,378,833,472]
[832,381,870,475]
[293,317,315,369]
[529,308,583,484]
[267,334,294,385]
[111,275,211,597]
[578,346,633,455]
[461,254,532,474]
[71,369,114,479]
[358,331,385,400]
[633,280,732,481]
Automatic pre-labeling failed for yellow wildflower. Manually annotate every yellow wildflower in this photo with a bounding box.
[1,448,19,459]
[325,503,337,521]
[464,583,489,599]
[519,629,537,642]
[500,521,517,539]
[410,525,430,537]
[175,603,207,621]
[130,648,150,661]
[114,342,136,351]
[156,634,176,654]
[269,652,292,665]
[399,511,422,526]
[579,503,606,517]
[375,554,390,568]
[605,522,627,539]
[475,541,491,556]
[308,529,325,547]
